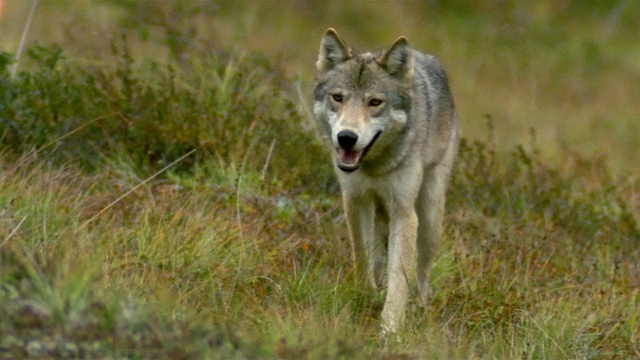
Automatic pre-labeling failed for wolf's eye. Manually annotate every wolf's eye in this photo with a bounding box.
[331,94,343,103]
[369,99,383,107]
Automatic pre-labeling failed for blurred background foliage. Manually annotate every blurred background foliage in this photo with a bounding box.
[1,0,639,173]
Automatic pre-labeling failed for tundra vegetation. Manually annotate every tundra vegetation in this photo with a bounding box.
[1,1,639,358]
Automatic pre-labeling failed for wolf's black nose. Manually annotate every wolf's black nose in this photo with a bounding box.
[337,130,358,149]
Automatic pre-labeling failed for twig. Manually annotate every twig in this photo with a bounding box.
[261,139,275,181]
[11,0,38,79]
[33,113,114,158]
[236,141,256,237]
[6,113,114,174]
[77,149,196,231]
[295,74,315,130]
[1,215,27,249]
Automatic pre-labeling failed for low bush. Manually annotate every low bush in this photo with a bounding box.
[0,43,333,191]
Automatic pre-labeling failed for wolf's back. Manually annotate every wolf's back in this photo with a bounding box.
[413,51,455,115]
[410,50,459,167]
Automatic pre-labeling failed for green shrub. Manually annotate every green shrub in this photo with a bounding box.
[451,125,639,243]
[0,43,333,192]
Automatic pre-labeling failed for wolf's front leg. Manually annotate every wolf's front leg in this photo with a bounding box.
[381,207,418,334]
[343,194,382,290]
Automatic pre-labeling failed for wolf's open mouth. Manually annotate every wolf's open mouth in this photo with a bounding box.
[337,131,381,172]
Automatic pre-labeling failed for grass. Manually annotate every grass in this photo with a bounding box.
[2,129,638,358]
[1,1,640,358]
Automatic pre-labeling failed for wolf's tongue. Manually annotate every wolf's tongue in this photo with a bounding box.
[338,148,362,165]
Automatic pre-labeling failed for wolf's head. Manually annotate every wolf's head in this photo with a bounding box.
[313,28,414,173]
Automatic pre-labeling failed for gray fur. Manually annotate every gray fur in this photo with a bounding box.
[313,28,459,337]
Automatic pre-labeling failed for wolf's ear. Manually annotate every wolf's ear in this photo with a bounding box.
[316,28,352,72]
[378,36,413,80]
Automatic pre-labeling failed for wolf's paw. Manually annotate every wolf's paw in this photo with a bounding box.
[378,325,403,348]
[417,279,431,309]
[379,311,403,346]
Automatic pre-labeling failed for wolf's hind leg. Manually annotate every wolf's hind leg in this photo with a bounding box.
[415,164,450,308]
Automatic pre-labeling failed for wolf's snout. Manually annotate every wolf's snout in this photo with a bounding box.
[337,130,358,149]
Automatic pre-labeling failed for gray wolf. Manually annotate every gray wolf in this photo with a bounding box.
[313,28,459,334]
